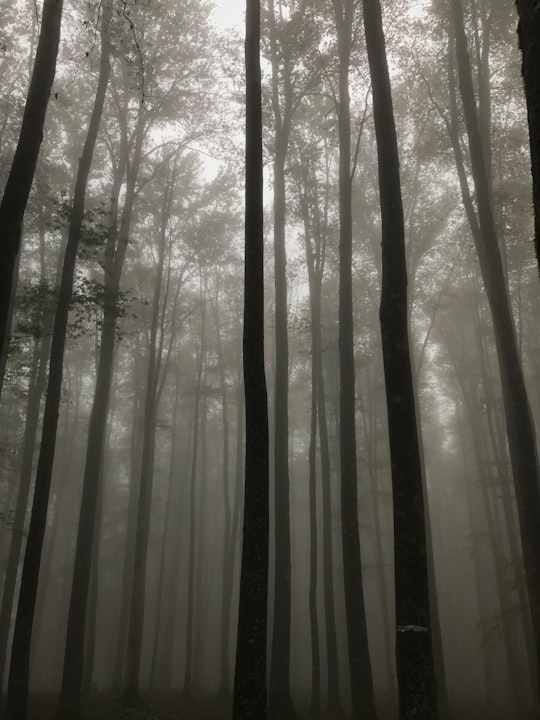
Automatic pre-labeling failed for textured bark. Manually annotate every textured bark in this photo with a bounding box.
[0,0,63,386]
[362,1,439,717]
[515,0,540,274]
[232,0,269,716]
[451,0,540,701]
[332,1,377,717]
[4,4,110,713]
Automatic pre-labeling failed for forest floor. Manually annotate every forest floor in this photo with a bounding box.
[27,692,232,719]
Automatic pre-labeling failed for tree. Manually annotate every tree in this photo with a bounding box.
[450,0,540,699]
[514,0,540,274]
[362,0,439,717]
[4,4,111,715]
[232,0,269,716]
[0,0,64,396]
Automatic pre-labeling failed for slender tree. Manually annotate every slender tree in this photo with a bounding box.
[362,0,439,717]
[266,0,294,715]
[4,4,111,715]
[232,0,269,716]
[0,0,63,394]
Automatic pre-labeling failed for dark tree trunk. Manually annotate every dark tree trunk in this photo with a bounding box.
[515,0,540,274]
[332,1,377,717]
[232,0,269,717]
[362,1,439,717]
[4,4,110,714]
[0,0,63,388]
[451,0,540,700]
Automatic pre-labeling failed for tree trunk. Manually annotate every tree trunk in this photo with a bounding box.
[232,0,269,716]
[0,0,63,387]
[362,1,439,717]
[451,0,540,701]
[266,2,295,715]
[183,287,206,696]
[515,0,540,274]
[0,329,49,692]
[332,1,377,717]
[4,4,110,714]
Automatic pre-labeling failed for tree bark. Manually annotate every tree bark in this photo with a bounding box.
[515,0,540,274]
[362,1,439,717]
[232,1,269,716]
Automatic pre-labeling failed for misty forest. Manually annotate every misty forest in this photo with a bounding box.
[0,0,539,719]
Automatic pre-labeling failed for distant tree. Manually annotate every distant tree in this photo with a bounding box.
[0,0,63,396]
[362,0,439,717]
[232,0,269,717]
[4,4,111,715]
[515,0,540,274]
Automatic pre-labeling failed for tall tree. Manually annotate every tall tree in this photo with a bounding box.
[362,0,439,717]
[0,0,63,395]
[332,1,377,717]
[4,4,111,715]
[514,0,540,274]
[232,0,269,717]
[265,0,294,715]
[450,0,540,700]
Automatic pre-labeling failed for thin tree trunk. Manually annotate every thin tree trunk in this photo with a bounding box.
[113,338,144,690]
[4,5,111,713]
[232,0,269,716]
[332,1,377,717]
[122,167,176,706]
[183,288,206,695]
[266,2,295,714]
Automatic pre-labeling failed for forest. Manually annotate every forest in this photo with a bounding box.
[0,0,539,719]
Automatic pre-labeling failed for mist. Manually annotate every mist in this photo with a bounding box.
[0,1,539,719]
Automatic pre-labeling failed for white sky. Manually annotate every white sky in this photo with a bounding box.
[211,0,245,29]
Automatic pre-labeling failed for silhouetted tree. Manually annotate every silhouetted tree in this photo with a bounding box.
[232,0,269,717]
[362,0,439,717]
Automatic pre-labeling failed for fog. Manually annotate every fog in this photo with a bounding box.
[0,1,539,719]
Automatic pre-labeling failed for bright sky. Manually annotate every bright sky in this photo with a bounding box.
[211,0,245,29]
